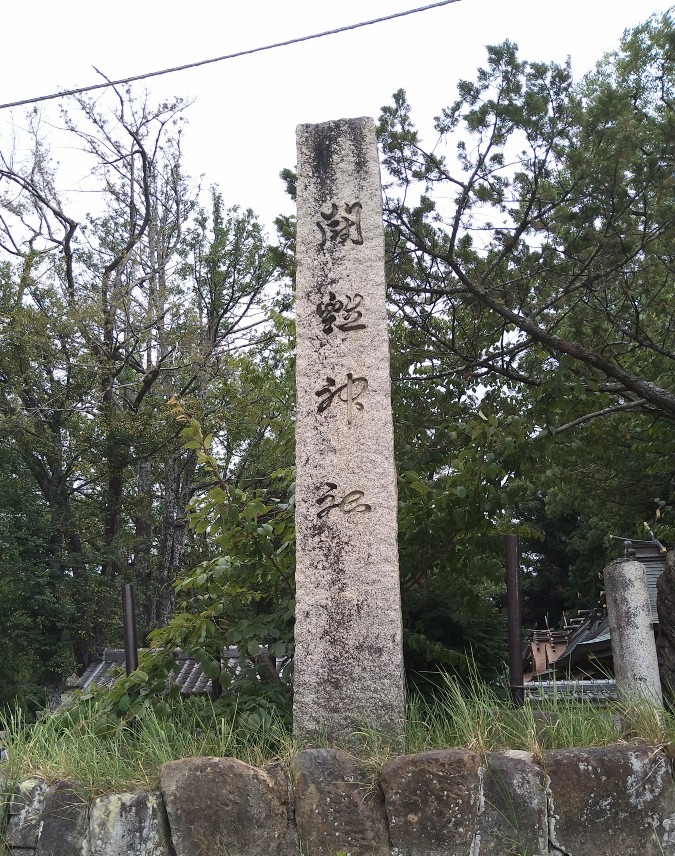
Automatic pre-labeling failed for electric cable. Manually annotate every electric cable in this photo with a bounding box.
[0,0,461,111]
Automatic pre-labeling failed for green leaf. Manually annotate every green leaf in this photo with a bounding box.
[117,693,132,714]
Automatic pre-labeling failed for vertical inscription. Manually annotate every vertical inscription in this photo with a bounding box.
[295,117,405,746]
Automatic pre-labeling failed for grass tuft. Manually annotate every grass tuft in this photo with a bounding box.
[1,674,673,798]
[0,699,290,797]
[405,670,669,761]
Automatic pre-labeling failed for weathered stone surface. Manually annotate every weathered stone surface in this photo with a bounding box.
[291,749,388,856]
[546,746,675,855]
[35,780,88,856]
[88,791,171,856]
[159,756,289,856]
[294,117,405,744]
[6,778,46,848]
[478,750,547,856]
[604,558,663,704]
[380,749,481,856]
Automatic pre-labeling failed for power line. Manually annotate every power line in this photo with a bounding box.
[0,0,461,112]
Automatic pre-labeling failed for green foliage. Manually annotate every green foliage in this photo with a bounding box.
[390,316,544,676]
[3,11,674,716]
[75,413,295,730]
[2,674,670,798]
[0,447,76,713]
[270,169,297,291]
[0,699,290,797]
[0,91,292,700]
[380,11,675,637]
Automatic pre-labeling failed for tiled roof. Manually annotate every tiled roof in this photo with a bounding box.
[554,611,612,670]
[78,647,248,695]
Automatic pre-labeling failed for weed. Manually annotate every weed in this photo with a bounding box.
[1,674,670,798]
[0,698,290,797]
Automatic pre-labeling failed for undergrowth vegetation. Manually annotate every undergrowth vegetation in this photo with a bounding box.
[0,672,669,799]
[0,699,289,797]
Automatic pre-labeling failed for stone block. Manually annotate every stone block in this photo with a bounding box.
[546,746,675,855]
[291,748,388,856]
[380,749,480,856]
[159,756,289,856]
[35,780,88,856]
[478,751,547,856]
[6,778,46,849]
[88,791,171,856]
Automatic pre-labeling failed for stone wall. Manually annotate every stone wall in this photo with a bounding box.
[2,746,675,855]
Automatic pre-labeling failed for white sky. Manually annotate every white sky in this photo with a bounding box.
[0,0,672,235]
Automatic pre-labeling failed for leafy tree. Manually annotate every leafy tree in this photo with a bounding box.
[72,411,296,730]
[379,13,674,425]
[6,14,674,711]
[377,12,675,680]
[390,316,541,677]
[0,89,287,691]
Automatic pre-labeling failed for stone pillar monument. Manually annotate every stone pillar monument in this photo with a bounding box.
[294,117,405,744]
[604,559,663,707]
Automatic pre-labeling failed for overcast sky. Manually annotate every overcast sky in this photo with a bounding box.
[1,0,672,234]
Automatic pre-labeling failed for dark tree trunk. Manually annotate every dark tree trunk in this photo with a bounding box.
[155,449,196,628]
[656,549,675,703]
[101,424,126,581]
[133,458,154,640]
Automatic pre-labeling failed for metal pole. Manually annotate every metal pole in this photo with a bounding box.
[506,534,524,706]
[122,583,139,676]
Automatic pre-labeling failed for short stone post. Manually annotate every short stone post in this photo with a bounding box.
[294,117,405,745]
[604,559,663,707]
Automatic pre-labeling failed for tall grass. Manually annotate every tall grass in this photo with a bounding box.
[405,672,669,761]
[1,675,671,797]
[0,700,292,797]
